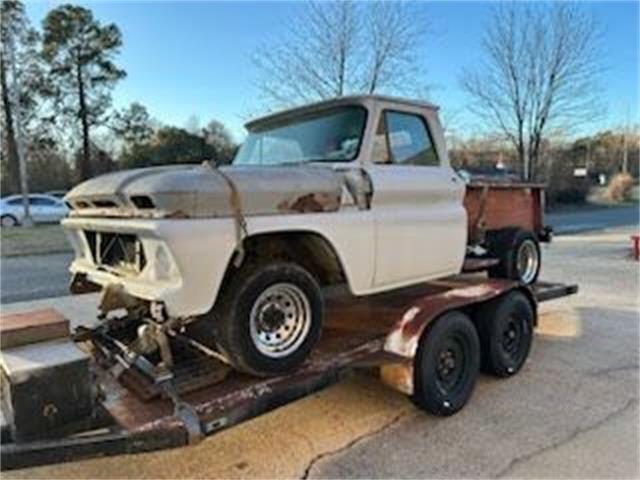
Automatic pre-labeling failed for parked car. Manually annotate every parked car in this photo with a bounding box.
[0,194,69,227]
[62,95,547,377]
[46,190,69,199]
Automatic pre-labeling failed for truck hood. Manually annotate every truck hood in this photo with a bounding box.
[64,163,345,218]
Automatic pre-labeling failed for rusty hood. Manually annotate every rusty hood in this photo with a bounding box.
[64,163,344,218]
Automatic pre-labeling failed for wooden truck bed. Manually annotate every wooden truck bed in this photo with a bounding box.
[464,182,550,244]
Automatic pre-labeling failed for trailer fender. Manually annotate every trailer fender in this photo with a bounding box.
[380,279,534,396]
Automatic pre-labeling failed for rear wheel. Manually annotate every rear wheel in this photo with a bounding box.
[476,291,534,377]
[1,215,18,228]
[412,311,480,416]
[488,228,541,284]
[208,261,323,377]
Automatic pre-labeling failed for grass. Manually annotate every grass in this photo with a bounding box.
[0,224,72,257]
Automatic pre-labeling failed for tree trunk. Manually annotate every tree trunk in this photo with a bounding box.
[516,134,526,181]
[76,62,92,181]
[0,53,21,193]
[622,131,628,174]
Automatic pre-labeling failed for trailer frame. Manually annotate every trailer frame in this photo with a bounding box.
[1,277,577,471]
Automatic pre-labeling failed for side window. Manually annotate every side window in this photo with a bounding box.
[7,198,23,206]
[385,111,439,166]
[30,197,56,206]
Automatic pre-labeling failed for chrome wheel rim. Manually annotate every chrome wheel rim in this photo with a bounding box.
[517,239,539,284]
[249,283,312,358]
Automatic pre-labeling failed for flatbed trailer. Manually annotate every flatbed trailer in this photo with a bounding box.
[0,276,577,471]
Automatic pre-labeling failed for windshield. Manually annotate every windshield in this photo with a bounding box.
[234,106,366,166]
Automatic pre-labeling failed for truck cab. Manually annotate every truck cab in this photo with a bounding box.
[234,95,467,293]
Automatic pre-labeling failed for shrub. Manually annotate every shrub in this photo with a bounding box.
[606,173,634,202]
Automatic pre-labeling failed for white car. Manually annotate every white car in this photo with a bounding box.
[0,194,69,227]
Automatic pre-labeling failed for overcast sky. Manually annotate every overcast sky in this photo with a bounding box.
[25,0,640,141]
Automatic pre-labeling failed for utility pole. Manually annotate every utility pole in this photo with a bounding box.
[7,29,32,226]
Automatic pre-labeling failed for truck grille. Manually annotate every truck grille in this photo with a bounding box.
[84,231,146,273]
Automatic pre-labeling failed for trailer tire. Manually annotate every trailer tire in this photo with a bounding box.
[476,291,534,377]
[488,228,541,285]
[210,261,323,377]
[412,311,480,416]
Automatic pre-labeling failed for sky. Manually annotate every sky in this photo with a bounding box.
[24,0,640,142]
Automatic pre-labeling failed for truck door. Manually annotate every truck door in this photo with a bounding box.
[366,109,467,289]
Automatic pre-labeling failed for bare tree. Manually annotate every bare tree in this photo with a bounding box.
[461,3,603,181]
[254,1,426,109]
[364,2,423,94]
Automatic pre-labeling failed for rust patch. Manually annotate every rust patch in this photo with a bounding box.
[380,362,414,395]
[164,210,190,219]
[384,277,518,359]
[278,193,341,213]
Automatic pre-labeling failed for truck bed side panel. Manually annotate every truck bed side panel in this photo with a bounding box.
[464,183,545,243]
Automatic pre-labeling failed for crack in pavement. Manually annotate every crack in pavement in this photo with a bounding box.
[495,397,639,478]
[588,364,639,377]
[300,411,409,479]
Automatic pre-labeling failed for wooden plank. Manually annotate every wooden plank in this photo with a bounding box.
[0,309,69,349]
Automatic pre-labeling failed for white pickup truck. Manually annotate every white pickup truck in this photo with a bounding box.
[63,95,546,376]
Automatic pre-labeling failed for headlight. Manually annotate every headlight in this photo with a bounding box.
[154,244,172,281]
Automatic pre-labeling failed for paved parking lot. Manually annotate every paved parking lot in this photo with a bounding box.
[4,226,639,479]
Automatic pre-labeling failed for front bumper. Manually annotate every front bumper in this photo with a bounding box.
[62,216,238,318]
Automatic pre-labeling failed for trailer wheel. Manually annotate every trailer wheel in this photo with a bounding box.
[412,311,480,416]
[476,291,534,377]
[210,261,323,377]
[488,228,541,285]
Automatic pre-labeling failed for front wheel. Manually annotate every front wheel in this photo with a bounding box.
[210,261,323,377]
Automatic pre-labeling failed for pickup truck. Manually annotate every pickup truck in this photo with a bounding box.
[62,95,549,377]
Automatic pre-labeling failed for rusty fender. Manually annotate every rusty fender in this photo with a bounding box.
[277,192,341,213]
[380,279,534,396]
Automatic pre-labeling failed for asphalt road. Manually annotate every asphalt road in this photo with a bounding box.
[0,252,72,304]
[308,228,639,479]
[4,227,639,478]
[546,204,639,234]
[0,205,638,304]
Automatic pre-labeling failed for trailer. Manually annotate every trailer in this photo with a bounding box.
[0,276,577,471]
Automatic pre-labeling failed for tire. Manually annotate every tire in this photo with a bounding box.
[476,291,534,377]
[487,228,541,285]
[210,261,323,377]
[412,311,480,416]
[1,215,18,228]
